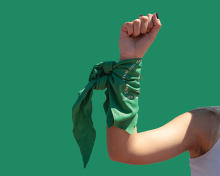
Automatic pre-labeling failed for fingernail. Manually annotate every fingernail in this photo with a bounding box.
[139,15,143,18]
[156,12,159,19]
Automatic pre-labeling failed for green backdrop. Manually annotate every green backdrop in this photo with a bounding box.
[0,0,219,176]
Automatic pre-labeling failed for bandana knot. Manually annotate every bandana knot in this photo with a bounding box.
[89,61,116,90]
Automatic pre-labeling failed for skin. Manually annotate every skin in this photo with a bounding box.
[119,13,162,61]
[106,13,219,164]
[107,110,217,164]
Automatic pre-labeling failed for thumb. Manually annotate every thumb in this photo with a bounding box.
[148,13,162,42]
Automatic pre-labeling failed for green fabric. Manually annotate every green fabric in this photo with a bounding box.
[72,58,143,168]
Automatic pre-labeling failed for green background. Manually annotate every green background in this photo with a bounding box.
[0,0,219,176]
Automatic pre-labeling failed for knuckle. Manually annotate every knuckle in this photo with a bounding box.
[125,22,132,26]
[123,22,131,28]
[141,16,149,22]
[147,13,152,17]
[133,19,141,23]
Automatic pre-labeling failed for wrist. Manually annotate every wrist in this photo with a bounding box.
[119,54,142,62]
[119,56,142,62]
[119,56,134,62]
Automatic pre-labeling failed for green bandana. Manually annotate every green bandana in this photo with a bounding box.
[72,58,143,168]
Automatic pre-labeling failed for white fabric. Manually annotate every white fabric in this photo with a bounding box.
[189,136,220,176]
[189,106,220,176]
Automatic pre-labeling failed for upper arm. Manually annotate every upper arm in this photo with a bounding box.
[117,112,199,165]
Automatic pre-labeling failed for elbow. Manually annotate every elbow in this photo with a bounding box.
[107,147,128,162]
[107,150,122,162]
[107,150,115,161]
[109,155,118,162]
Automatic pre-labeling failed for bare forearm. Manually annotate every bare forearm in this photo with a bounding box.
[106,125,155,165]
[106,124,139,162]
[106,124,152,165]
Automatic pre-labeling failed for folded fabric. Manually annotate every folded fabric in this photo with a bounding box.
[72,58,143,168]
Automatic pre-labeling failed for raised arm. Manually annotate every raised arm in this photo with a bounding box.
[107,13,200,165]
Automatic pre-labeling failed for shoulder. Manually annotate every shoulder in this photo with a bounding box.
[187,108,216,158]
[161,111,200,153]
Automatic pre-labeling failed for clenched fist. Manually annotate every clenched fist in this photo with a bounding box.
[119,13,162,61]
